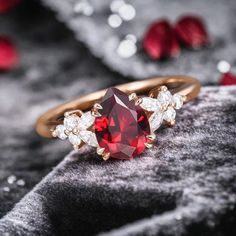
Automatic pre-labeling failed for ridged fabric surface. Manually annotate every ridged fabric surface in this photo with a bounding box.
[0,0,236,235]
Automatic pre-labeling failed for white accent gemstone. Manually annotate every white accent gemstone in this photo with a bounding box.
[149,112,163,131]
[69,134,81,146]
[172,94,184,109]
[64,115,79,130]
[140,97,161,112]
[55,125,67,140]
[157,90,172,107]
[80,130,98,147]
[163,107,176,122]
[79,111,95,130]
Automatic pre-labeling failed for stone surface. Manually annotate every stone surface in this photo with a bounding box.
[140,97,161,112]
[95,88,150,159]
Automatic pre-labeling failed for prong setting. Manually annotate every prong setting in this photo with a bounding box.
[102,152,110,161]
[129,93,137,101]
[97,147,105,156]
[145,143,153,149]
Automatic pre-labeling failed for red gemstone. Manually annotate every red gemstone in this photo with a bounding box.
[95,88,150,160]
[143,19,180,60]
[175,15,209,49]
[220,72,236,86]
[0,36,18,71]
[0,0,20,13]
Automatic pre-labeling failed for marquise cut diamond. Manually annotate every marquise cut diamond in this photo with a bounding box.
[163,107,176,122]
[140,97,161,111]
[64,115,79,130]
[172,94,183,109]
[80,130,98,147]
[55,125,67,140]
[149,112,163,131]
[78,111,95,130]
[158,90,172,107]
[69,133,81,145]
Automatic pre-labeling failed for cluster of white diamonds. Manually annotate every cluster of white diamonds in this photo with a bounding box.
[140,86,185,132]
[53,111,98,149]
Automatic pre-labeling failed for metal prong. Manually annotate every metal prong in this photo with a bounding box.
[64,109,83,117]
[52,130,57,137]
[72,128,79,135]
[159,85,167,92]
[73,145,80,151]
[183,95,187,102]
[165,120,176,127]
[102,152,110,161]
[147,134,156,142]
[64,129,70,136]
[92,110,102,117]
[129,93,137,101]
[135,98,143,106]
[169,120,176,126]
[145,143,153,149]
[93,103,103,110]
[97,147,105,156]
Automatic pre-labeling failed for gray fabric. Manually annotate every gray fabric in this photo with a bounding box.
[0,0,236,235]
[42,0,236,84]
[0,86,236,236]
[0,0,125,218]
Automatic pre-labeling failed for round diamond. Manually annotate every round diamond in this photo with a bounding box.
[149,111,163,131]
[68,134,81,146]
[163,107,176,122]
[64,115,79,130]
[55,125,67,140]
[157,90,172,107]
[140,97,161,112]
[172,94,184,109]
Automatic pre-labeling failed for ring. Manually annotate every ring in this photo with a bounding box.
[36,76,201,160]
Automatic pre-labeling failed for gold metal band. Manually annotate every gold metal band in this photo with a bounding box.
[36,75,201,138]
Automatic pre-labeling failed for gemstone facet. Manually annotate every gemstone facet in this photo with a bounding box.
[95,88,150,159]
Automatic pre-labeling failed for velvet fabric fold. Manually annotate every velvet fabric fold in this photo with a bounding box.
[0,87,236,236]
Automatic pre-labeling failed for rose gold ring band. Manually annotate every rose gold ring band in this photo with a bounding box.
[36,75,201,138]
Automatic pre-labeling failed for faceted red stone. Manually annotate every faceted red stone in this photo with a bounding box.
[95,88,150,160]
[220,72,236,86]
[143,19,180,60]
[0,36,18,71]
[175,15,209,49]
[0,0,20,13]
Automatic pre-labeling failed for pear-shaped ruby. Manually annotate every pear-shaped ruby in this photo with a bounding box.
[95,88,150,160]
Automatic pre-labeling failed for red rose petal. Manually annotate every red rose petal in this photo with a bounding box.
[0,0,20,13]
[175,15,209,49]
[143,19,180,60]
[0,36,18,71]
[220,72,236,86]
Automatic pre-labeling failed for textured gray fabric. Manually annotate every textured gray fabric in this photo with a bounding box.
[0,0,236,235]
[42,0,236,84]
[0,86,236,236]
[0,0,125,218]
